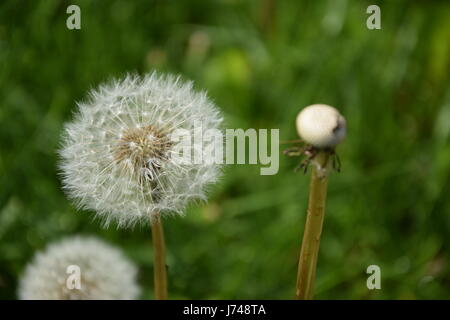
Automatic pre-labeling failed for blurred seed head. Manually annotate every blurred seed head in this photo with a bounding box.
[187,30,211,60]
[59,72,223,227]
[18,236,139,300]
[146,48,167,69]
[296,104,346,148]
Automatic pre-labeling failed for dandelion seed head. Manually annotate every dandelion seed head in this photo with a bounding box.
[296,104,346,148]
[18,236,139,300]
[59,73,223,227]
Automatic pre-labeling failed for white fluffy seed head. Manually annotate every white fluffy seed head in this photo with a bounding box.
[59,72,223,228]
[18,236,140,300]
[296,104,346,148]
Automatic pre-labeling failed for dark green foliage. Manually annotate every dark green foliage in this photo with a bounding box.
[0,0,449,299]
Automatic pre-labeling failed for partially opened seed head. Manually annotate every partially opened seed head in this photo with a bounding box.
[296,104,346,149]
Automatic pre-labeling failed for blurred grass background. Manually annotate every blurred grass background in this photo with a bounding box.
[1,0,450,299]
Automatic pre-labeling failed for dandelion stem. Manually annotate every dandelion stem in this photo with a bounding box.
[151,213,168,300]
[295,152,330,300]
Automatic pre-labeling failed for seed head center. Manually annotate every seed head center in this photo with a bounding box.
[114,125,172,175]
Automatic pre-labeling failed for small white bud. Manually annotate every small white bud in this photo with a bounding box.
[296,104,346,148]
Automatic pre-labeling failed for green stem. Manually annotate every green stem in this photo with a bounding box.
[151,213,168,300]
[295,152,330,300]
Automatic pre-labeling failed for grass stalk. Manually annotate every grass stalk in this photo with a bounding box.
[295,152,331,300]
[151,213,168,300]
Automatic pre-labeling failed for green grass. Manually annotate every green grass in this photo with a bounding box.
[0,0,449,299]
